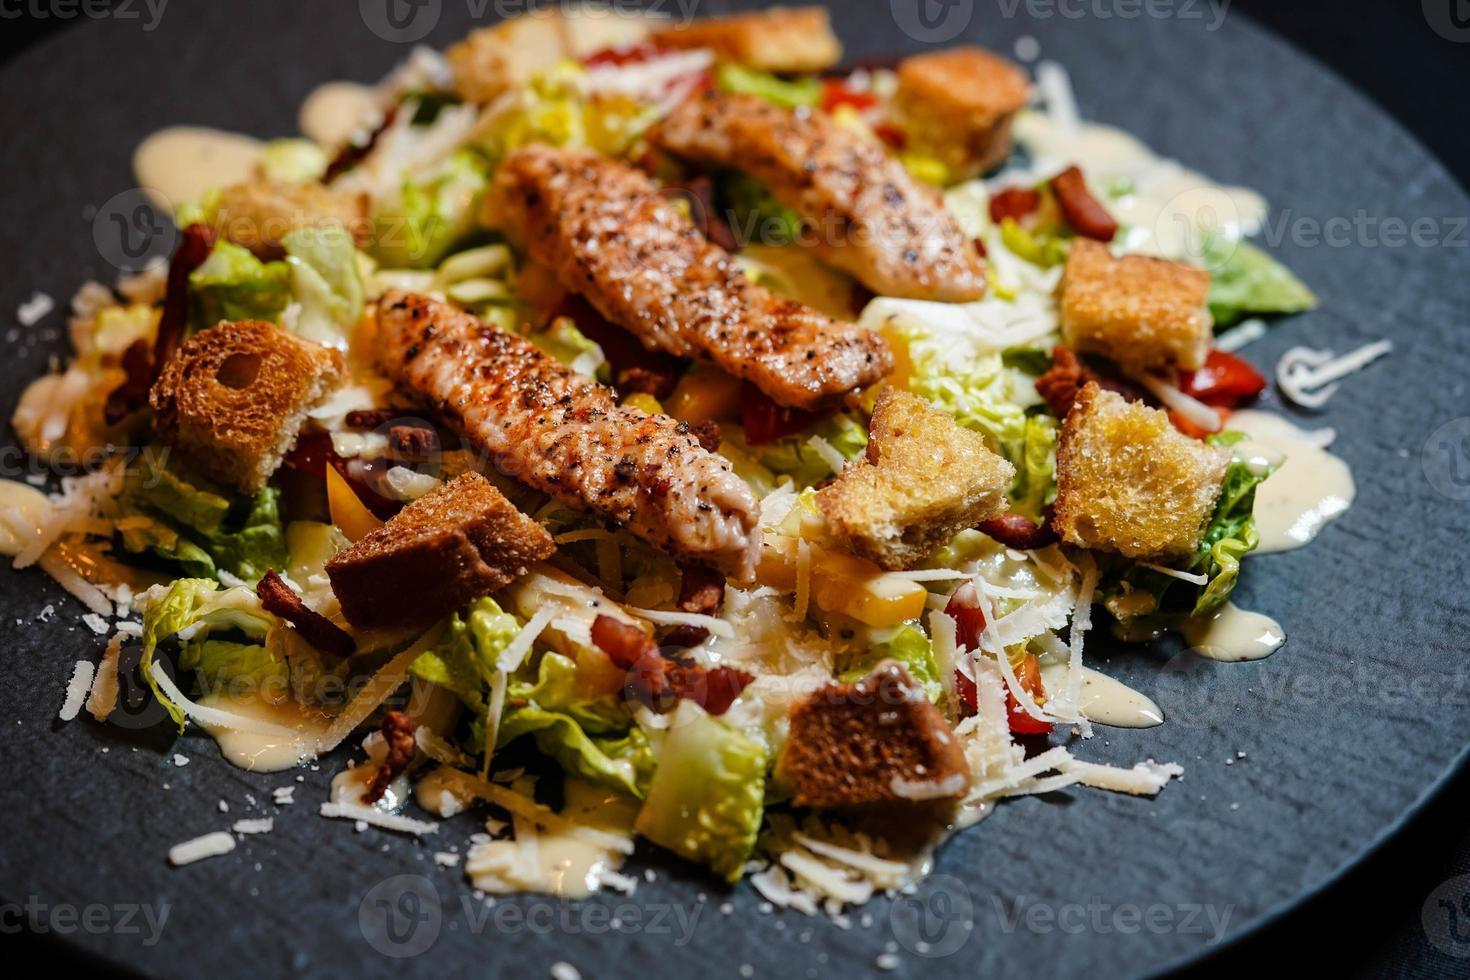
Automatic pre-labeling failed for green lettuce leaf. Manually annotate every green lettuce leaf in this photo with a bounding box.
[117,457,287,581]
[529,318,609,380]
[1008,414,1057,520]
[1202,234,1317,327]
[188,240,292,327]
[725,412,868,491]
[139,579,276,730]
[372,149,489,269]
[716,63,821,109]
[635,700,768,882]
[838,624,942,702]
[179,639,289,695]
[282,226,365,346]
[717,172,802,246]
[259,139,328,183]
[409,596,522,710]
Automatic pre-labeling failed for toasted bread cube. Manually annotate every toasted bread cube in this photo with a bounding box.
[895,47,1030,180]
[1052,383,1230,560]
[1059,239,1213,373]
[652,6,841,73]
[210,179,367,256]
[447,8,653,104]
[779,661,970,809]
[326,472,555,630]
[818,388,1015,570]
[150,320,345,493]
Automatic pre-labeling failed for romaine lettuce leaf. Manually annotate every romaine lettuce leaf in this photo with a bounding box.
[724,412,868,491]
[1202,234,1317,326]
[838,624,942,702]
[188,240,292,327]
[371,150,489,269]
[282,226,365,347]
[718,172,802,246]
[179,639,289,695]
[716,63,821,109]
[635,700,768,882]
[409,596,522,710]
[1008,414,1057,520]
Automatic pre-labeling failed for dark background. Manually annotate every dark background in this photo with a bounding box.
[1,1,1465,976]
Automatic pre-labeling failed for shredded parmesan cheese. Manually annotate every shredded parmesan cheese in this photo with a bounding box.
[59,660,94,721]
[169,831,236,866]
[1276,340,1392,409]
[86,633,122,720]
[320,801,440,835]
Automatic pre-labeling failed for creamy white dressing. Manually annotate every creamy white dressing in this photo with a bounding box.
[299,81,382,148]
[1180,602,1285,663]
[1038,662,1164,728]
[133,127,264,212]
[1228,409,1355,553]
[1012,112,1268,260]
[196,693,329,772]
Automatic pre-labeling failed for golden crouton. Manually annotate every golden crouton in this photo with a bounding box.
[1052,383,1230,560]
[447,8,653,104]
[150,320,346,493]
[894,47,1030,180]
[326,473,555,630]
[779,660,970,809]
[651,6,841,73]
[818,388,1015,570]
[1059,239,1213,373]
[210,179,367,257]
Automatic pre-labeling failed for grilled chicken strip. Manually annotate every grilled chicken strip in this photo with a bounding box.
[651,91,987,303]
[488,145,892,410]
[375,290,762,580]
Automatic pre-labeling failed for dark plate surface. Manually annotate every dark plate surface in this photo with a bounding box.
[2,2,1468,977]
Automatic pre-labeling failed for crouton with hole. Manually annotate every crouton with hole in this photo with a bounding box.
[150,320,345,494]
[817,388,1015,570]
[1059,238,1213,374]
[1051,383,1230,560]
[651,6,841,73]
[779,660,970,809]
[894,46,1030,180]
[325,472,555,630]
[209,179,367,258]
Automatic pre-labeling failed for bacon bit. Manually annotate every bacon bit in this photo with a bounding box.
[976,512,1058,550]
[550,295,686,396]
[102,340,154,428]
[973,238,988,260]
[661,624,711,649]
[344,409,407,429]
[619,366,679,399]
[323,106,396,184]
[740,383,833,445]
[388,424,440,462]
[677,564,725,616]
[1035,347,1147,417]
[873,121,907,151]
[591,614,751,715]
[988,186,1041,225]
[362,709,416,804]
[104,223,217,424]
[257,570,356,659]
[1051,166,1117,242]
[689,419,721,453]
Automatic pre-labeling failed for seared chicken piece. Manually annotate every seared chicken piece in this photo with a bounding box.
[488,146,891,410]
[651,91,987,302]
[375,291,762,580]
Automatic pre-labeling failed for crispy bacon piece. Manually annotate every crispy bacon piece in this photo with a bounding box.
[1051,166,1117,242]
[663,174,740,252]
[590,614,752,714]
[548,294,685,399]
[256,570,356,659]
[323,106,396,184]
[363,709,417,804]
[988,186,1041,224]
[976,512,1058,550]
[661,624,711,649]
[104,223,217,424]
[677,564,725,616]
[1034,347,1147,418]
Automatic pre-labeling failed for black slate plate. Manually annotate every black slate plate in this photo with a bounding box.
[2,2,1468,977]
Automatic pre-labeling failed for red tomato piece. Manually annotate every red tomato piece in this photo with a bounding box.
[1177,350,1267,407]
